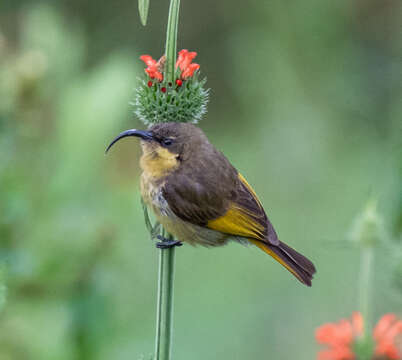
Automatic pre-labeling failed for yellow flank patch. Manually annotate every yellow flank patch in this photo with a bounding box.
[207,173,266,239]
[249,239,303,283]
[207,206,265,239]
[140,144,179,179]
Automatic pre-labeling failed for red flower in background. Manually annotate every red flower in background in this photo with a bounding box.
[140,49,199,83]
[373,314,402,360]
[316,313,402,360]
[176,49,200,79]
[316,312,363,360]
[140,55,163,81]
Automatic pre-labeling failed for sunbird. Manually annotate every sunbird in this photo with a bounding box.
[107,123,316,286]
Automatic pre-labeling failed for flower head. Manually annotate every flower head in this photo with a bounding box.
[373,314,402,359]
[316,312,364,360]
[136,49,208,124]
[176,49,200,79]
[316,313,402,360]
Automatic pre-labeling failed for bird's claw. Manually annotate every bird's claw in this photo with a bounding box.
[156,235,183,249]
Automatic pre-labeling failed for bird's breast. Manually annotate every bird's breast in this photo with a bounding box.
[140,171,230,247]
[140,172,170,217]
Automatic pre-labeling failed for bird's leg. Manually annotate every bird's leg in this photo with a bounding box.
[156,235,183,249]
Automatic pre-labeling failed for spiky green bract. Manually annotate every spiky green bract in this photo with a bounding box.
[134,73,208,126]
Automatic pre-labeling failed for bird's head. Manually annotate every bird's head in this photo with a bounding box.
[106,122,208,178]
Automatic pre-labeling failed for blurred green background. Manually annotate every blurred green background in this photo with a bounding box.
[0,0,401,359]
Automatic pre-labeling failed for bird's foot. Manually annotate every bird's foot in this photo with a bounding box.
[156,235,183,249]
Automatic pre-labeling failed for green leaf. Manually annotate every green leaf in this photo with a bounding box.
[138,0,150,26]
[141,197,153,233]
[141,197,161,240]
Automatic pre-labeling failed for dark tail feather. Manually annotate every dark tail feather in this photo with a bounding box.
[250,239,316,286]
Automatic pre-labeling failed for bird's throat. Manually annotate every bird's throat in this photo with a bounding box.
[139,144,179,181]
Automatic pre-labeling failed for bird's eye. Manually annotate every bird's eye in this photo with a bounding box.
[162,138,173,146]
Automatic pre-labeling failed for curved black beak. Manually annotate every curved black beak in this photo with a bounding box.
[105,129,154,153]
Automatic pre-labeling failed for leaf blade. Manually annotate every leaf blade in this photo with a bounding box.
[138,0,150,26]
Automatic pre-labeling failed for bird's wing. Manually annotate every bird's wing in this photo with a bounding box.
[163,171,279,245]
[162,167,230,227]
[207,173,279,245]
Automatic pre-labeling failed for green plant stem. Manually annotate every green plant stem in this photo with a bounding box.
[154,233,176,360]
[154,1,181,359]
[164,0,181,82]
[359,246,373,336]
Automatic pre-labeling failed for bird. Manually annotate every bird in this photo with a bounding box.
[106,122,316,286]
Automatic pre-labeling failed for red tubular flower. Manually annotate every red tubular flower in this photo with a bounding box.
[181,63,200,79]
[140,55,163,81]
[140,50,200,83]
[176,49,200,79]
[373,314,402,359]
[316,312,364,360]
